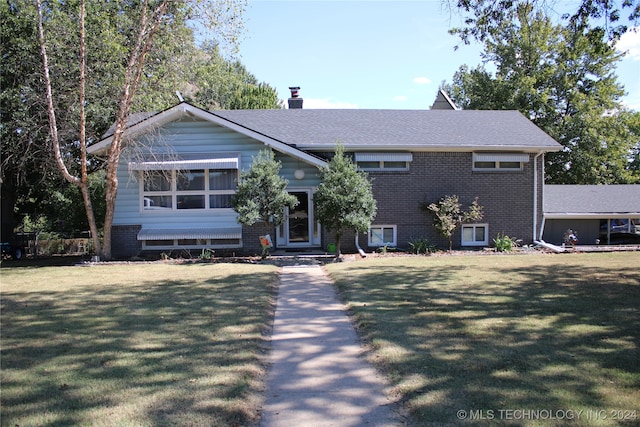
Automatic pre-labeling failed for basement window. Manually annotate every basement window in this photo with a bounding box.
[461,224,488,246]
[368,225,397,247]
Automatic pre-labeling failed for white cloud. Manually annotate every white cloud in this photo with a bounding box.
[392,95,408,102]
[616,27,640,60]
[412,76,432,85]
[301,98,359,109]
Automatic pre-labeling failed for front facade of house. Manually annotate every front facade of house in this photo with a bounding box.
[88,97,562,259]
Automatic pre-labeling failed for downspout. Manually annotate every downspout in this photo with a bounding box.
[355,233,367,257]
[533,151,544,243]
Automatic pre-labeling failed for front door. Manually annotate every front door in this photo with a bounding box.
[277,190,320,247]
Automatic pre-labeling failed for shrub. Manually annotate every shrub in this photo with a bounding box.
[494,232,518,252]
[408,237,437,255]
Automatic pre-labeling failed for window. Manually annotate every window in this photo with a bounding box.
[355,153,412,171]
[368,225,397,247]
[473,153,529,171]
[461,224,488,246]
[141,168,237,211]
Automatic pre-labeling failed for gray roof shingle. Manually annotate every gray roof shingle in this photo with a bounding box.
[213,109,561,151]
[545,185,640,215]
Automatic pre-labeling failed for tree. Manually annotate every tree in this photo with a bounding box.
[424,195,483,251]
[445,5,638,184]
[3,0,281,249]
[189,44,281,110]
[314,144,377,257]
[34,0,245,259]
[448,0,639,45]
[232,149,298,258]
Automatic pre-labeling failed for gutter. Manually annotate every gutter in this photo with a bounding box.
[355,233,367,257]
[533,151,544,242]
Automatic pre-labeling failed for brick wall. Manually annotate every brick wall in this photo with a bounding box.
[111,225,142,259]
[365,152,537,250]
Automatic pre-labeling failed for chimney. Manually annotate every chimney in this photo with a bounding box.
[288,86,303,109]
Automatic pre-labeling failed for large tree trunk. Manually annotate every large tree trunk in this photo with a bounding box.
[36,0,103,257]
[100,0,169,260]
[38,0,169,260]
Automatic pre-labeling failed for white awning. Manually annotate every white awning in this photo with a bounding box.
[129,157,238,171]
[354,153,413,162]
[473,153,530,163]
[137,227,242,241]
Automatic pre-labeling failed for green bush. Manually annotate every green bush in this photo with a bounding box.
[493,232,518,252]
[408,237,437,255]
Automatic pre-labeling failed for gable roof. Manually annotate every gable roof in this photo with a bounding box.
[213,109,561,152]
[87,103,327,168]
[545,185,640,218]
[89,102,562,158]
[430,89,459,110]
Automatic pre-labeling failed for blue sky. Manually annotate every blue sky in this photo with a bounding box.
[236,1,640,110]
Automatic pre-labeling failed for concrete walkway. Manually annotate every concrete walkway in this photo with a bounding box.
[260,265,401,427]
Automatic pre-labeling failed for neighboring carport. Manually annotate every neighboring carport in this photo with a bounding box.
[542,185,640,246]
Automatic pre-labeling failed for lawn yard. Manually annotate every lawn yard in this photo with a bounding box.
[0,261,279,427]
[326,252,640,426]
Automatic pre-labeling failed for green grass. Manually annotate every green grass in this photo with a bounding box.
[325,252,640,426]
[0,261,279,427]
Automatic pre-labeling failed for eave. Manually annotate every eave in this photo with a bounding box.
[544,213,640,219]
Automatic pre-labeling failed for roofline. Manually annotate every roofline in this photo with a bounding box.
[300,145,561,153]
[544,213,640,219]
[87,103,327,168]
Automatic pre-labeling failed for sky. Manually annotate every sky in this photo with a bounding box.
[235,1,640,111]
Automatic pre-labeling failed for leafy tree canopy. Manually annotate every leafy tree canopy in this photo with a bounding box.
[445,5,639,184]
[1,0,279,243]
[448,0,639,45]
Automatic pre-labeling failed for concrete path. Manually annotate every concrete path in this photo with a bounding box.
[260,265,401,427]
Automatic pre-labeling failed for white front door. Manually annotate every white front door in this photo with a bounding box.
[276,190,321,247]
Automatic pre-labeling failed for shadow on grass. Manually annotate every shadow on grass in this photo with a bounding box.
[1,265,277,426]
[329,256,640,426]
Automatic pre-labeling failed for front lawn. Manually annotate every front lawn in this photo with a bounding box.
[326,252,640,426]
[1,261,278,427]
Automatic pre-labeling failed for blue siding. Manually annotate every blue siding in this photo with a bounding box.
[114,117,322,227]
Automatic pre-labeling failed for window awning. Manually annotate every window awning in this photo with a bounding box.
[354,153,413,162]
[473,153,530,163]
[129,157,238,171]
[137,227,242,241]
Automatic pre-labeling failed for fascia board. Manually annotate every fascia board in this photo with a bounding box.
[544,213,640,219]
[87,104,186,155]
[299,145,561,153]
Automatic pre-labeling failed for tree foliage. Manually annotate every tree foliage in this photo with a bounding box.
[189,43,280,110]
[445,5,639,184]
[232,149,298,258]
[314,144,377,257]
[2,0,281,256]
[424,195,483,251]
[448,0,639,45]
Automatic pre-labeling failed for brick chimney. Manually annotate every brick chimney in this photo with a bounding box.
[288,86,303,109]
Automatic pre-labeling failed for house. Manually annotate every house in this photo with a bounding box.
[88,89,563,258]
[542,185,640,246]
